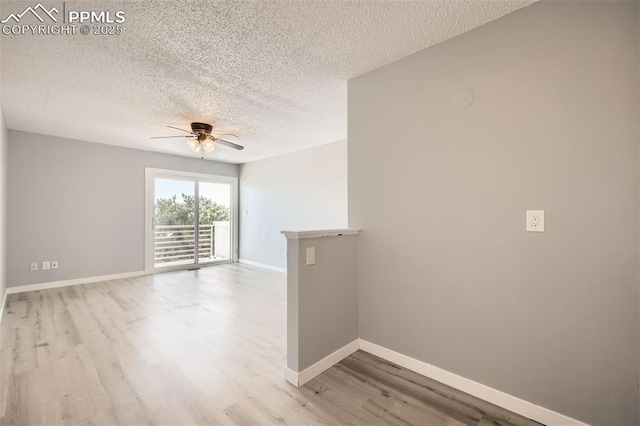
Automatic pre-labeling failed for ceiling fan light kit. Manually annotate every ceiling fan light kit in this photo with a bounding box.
[186,138,213,153]
[151,122,244,155]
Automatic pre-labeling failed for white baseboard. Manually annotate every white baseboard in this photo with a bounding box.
[283,367,299,386]
[6,270,148,295]
[283,338,586,425]
[284,339,360,387]
[359,340,587,426]
[239,258,286,274]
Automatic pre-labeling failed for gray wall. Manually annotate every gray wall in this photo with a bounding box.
[240,141,347,269]
[348,2,638,425]
[7,131,238,288]
[0,109,6,303]
[286,234,358,371]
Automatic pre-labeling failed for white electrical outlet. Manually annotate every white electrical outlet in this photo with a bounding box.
[306,247,315,266]
[42,261,51,270]
[526,210,545,232]
[30,262,38,271]
[51,261,59,269]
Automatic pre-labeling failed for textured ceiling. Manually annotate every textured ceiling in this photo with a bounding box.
[1,0,535,163]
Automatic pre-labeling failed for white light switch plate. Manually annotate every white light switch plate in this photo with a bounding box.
[306,247,315,266]
[42,261,51,270]
[526,210,544,232]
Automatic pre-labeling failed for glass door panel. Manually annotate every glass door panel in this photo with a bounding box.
[153,178,196,268]
[198,181,232,264]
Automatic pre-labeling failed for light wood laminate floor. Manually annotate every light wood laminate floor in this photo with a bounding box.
[0,264,541,426]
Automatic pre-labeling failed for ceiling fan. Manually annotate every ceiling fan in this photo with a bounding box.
[151,122,244,153]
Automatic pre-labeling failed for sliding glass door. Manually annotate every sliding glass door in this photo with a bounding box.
[145,169,238,272]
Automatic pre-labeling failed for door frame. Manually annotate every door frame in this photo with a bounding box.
[144,167,239,274]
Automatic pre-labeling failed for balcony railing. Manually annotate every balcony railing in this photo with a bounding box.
[154,223,230,267]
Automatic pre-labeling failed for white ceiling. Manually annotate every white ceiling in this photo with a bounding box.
[1,0,535,163]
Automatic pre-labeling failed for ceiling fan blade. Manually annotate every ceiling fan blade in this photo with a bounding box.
[216,133,239,139]
[216,138,244,150]
[167,125,193,134]
[150,135,195,139]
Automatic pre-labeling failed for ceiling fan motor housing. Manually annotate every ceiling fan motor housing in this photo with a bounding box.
[191,122,213,135]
